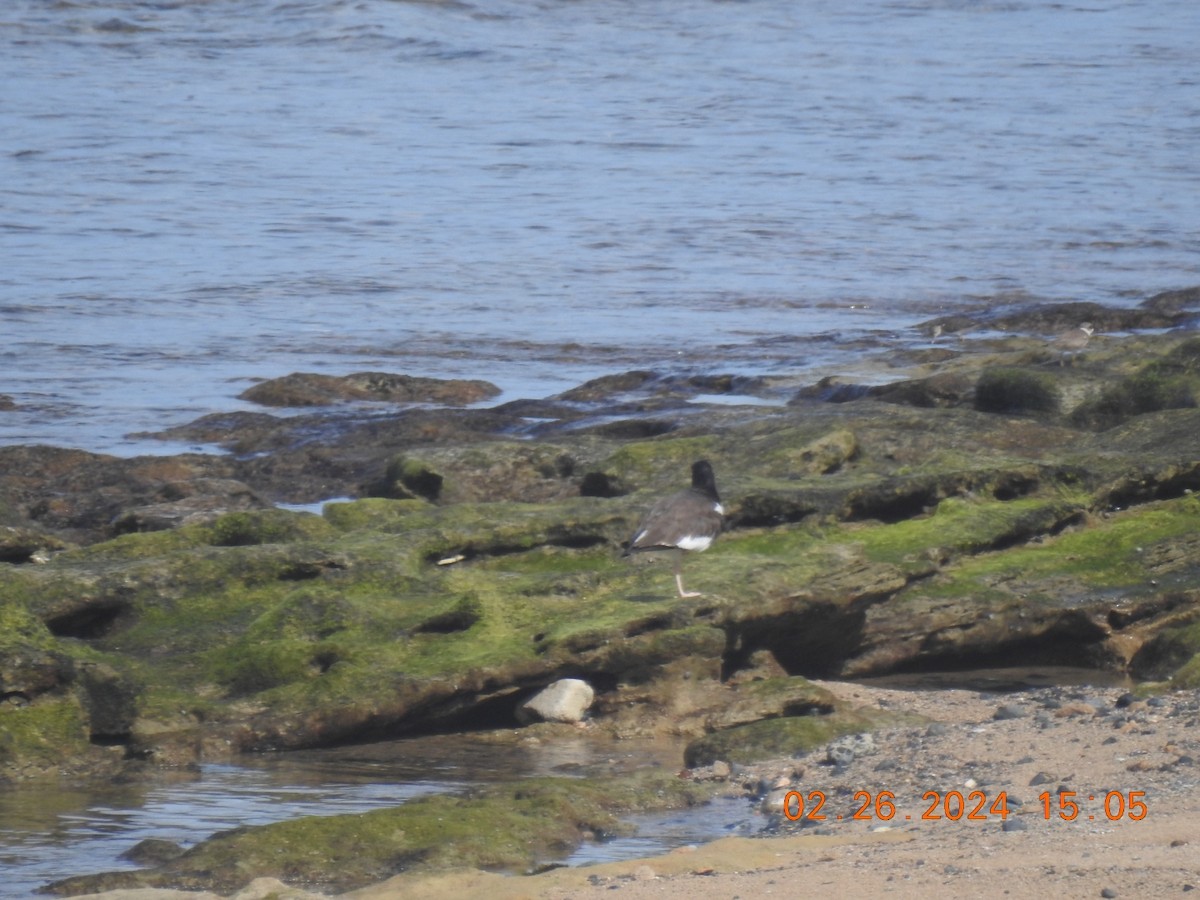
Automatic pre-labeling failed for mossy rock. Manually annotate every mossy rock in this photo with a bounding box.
[1169,653,1200,689]
[189,508,336,548]
[367,455,445,501]
[974,368,1060,415]
[322,497,430,531]
[684,709,878,766]
[1130,615,1200,682]
[705,676,837,731]
[0,696,92,775]
[44,772,719,896]
[1071,338,1200,429]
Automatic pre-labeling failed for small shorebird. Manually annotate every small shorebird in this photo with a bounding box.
[626,460,724,598]
[1052,322,1094,366]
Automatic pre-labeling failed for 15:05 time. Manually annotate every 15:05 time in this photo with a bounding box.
[1039,790,1148,821]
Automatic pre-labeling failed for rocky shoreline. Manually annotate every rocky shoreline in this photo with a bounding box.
[3,290,1200,895]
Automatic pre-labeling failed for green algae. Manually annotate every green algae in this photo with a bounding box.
[0,697,91,772]
[6,339,1200,781]
[46,771,720,896]
[7,483,1197,763]
[601,437,720,487]
[322,497,430,532]
[1071,337,1200,429]
[683,706,916,767]
[905,494,1200,606]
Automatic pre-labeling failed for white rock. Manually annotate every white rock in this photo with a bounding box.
[517,678,595,724]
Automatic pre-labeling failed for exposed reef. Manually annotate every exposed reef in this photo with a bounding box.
[4,294,1200,895]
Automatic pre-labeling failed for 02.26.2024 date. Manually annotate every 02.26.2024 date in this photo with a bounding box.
[782,790,1148,822]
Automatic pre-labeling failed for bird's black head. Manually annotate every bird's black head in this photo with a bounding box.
[690,459,719,501]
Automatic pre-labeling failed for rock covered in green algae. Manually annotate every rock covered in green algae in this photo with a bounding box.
[239,371,501,407]
[43,772,719,897]
[3,313,1200,788]
[684,705,918,767]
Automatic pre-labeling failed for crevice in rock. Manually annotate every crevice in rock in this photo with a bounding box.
[1101,463,1200,510]
[413,602,481,635]
[44,599,130,640]
[579,471,626,498]
[278,557,348,580]
[623,613,674,638]
[721,604,869,680]
[991,472,1040,501]
[888,611,1112,675]
[985,507,1087,553]
[844,480,940,524]
[1107,592,1196,630]
[730,494,821,529]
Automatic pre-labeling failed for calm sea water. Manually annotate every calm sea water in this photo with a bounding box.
[0,0,1197,890]
[0,734,753,897]
[2,0,1198,453]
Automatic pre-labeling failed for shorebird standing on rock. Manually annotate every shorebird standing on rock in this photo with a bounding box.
[1052,322,1094,366]
[625,460,724,598]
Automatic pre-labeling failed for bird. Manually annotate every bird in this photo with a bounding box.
[625,460,724,598]
[1052,322,1094,366]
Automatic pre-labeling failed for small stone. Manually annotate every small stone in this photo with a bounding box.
[1029,772,1056,786]
[1055,702,1099,718]
[827,733,877,767]
[1002,818,1029,832]
[1101,888,1118,899]
[994,704,1025,720]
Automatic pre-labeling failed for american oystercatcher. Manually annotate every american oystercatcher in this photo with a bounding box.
[626,460,724,598]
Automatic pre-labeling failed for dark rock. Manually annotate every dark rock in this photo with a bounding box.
[76,663,137,741]
[557,370,660,402]
[119,838,186,866]
[871,372,976,409]
[1140,285,1200,315]
[239,371,500,407]
[0,445,245,543]
[790,376,873,405]
[989,301,1183,334]
[111,478,267,534]
[994,704,1026,720]
[0,647,76,702]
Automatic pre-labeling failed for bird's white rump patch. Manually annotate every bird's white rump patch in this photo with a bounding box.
[676,534,714,552]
